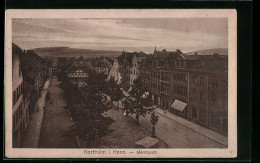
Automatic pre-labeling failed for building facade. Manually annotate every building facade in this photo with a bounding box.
[120,48,228,135]
[121,51,147,91]
[91,57,112,75]
[67,67,90,87]
[12,44,29,148]
[107,58,122,84]
[65,57,94,87]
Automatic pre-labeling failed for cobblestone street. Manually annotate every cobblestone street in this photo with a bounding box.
[130,109,227,148]
[38,77,78,148]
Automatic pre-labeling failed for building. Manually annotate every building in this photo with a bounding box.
[52,57,58,76]
[12,43,29,148]
[44,57,54,78]
[107,58,122,84]
[170,51,197,118]
[139,48,184,110]
[18,45,50,121]
[187,54,228,135]
[121,47,228,135]
[67,66,91,87]
[121,50,147,91]
[66,57,93,87]
[91,57,112,75]
[20,50,48,100]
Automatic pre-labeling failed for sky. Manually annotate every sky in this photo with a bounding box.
[12,18,228,53]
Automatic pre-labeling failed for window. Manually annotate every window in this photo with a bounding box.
[173,85,176,93]
[212,94,217,105]
[192,89,196,99]
[200,77,204,85]
[16,109,19,124]
[185,74,188,82]
[13,115,15,130]
[16,87,19,100]
[13,91,16,106]
[19,65,21,76]
[213,79,218,88]
[181,61,184,67]
[199,110,207,124]
[19,85,21,97]
[14,113,16,127]
[19,105,21,118]
[184,87,187,96]
[223,80,227,89]
[193,75,196,83]
[174,73,177,80]
[199,91,204,102]
[166,88,169,94]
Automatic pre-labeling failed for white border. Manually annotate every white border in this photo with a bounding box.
[5,9,237,158]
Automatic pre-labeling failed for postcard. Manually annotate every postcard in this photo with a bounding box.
[5,9,237,158]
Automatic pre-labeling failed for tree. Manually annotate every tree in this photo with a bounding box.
[46,91,50,102]
[150,112,159,138]
[67,105,114,147]
[126,77,154,124]
[106,77,124,108]
[122,96,131,116]
[63,72,115,147]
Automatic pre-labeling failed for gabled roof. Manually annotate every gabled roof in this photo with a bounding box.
[122,51,148,66]
[179,53,198,60]
[67,66,91,73]
[13,43,48,83]
[12,43,23,69]
[91,58,109,68]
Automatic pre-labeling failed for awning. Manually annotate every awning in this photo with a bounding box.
[135,137,159,148]
[171,99,187,112]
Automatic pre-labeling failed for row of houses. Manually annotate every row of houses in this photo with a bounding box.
[120,48,228,135]
[12,43,51,147]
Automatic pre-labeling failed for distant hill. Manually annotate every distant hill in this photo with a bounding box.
[185,48,228,55]
[33,47,122,58]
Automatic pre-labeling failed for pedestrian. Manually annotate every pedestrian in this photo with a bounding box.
[37,106,39,112]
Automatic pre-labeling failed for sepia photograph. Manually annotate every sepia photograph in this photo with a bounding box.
[5,9,237,158]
